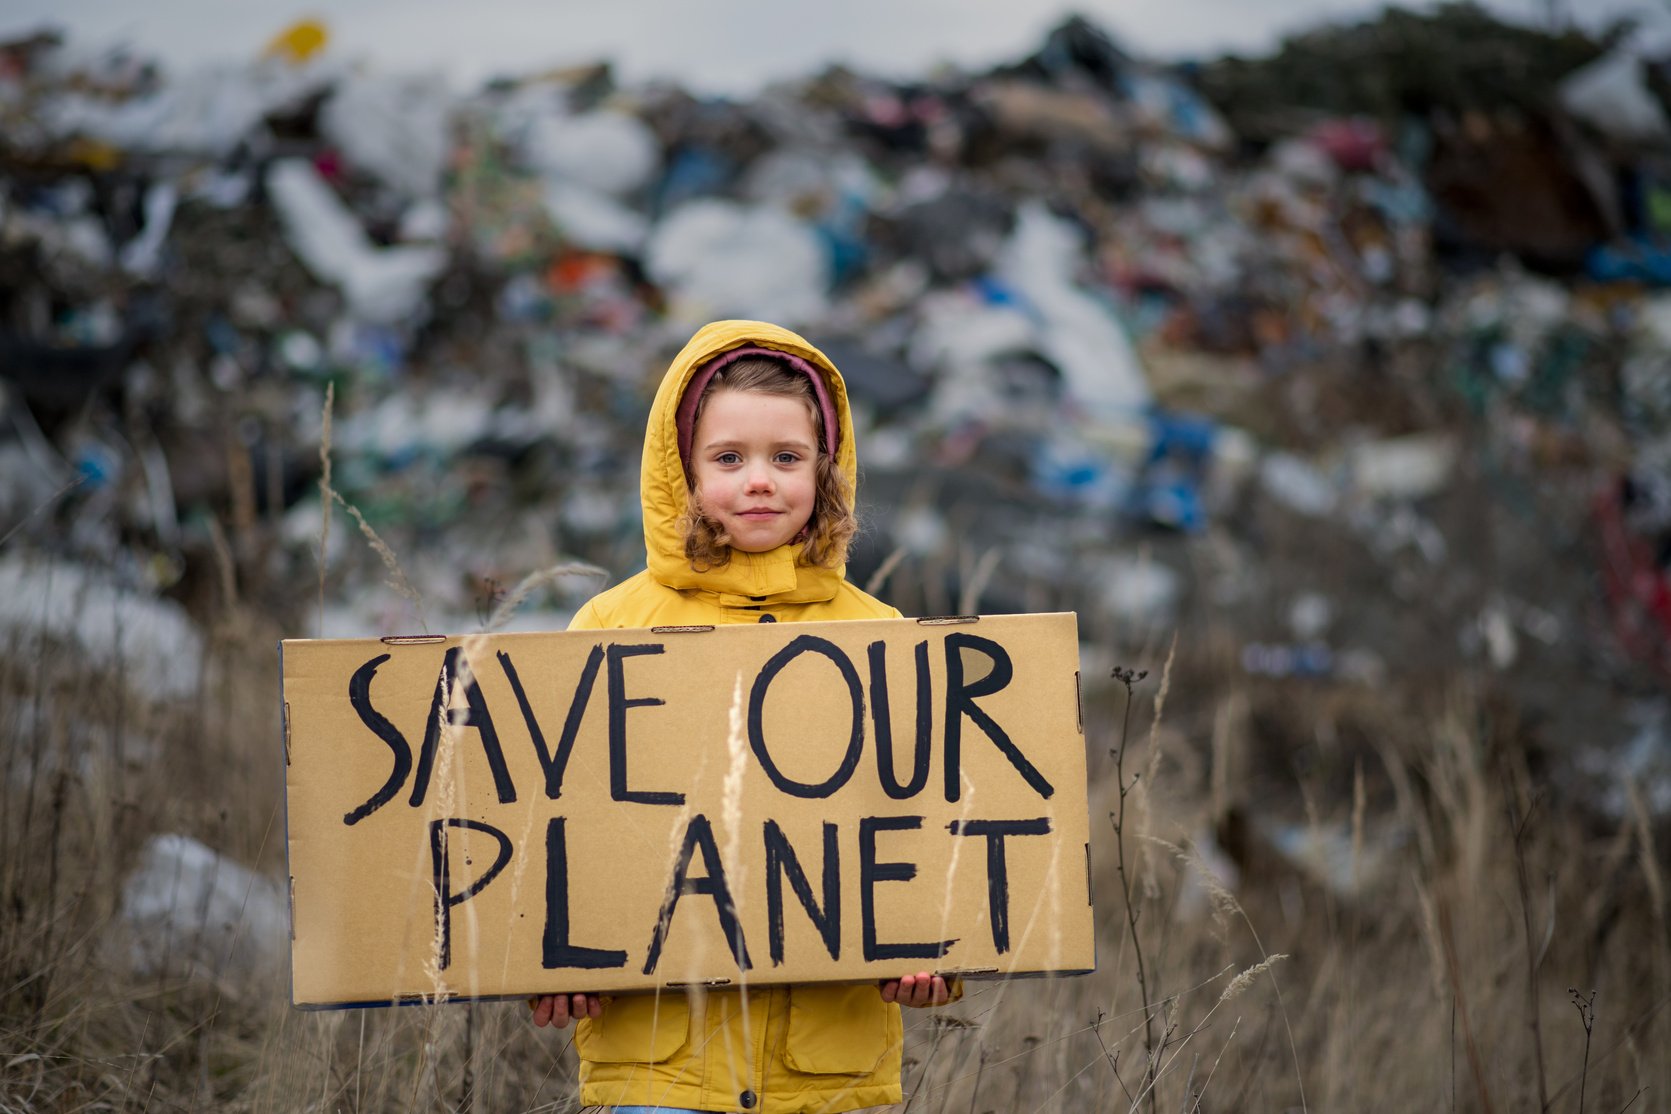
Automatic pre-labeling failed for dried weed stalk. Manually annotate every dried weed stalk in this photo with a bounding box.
[1108,663,1157,1110]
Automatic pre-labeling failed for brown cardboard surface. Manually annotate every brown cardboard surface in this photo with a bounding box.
[281,613,1092,1007]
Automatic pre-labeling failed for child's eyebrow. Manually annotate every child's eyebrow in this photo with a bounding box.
[701,437,816,451]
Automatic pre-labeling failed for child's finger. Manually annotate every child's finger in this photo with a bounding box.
[904,973,949,1008]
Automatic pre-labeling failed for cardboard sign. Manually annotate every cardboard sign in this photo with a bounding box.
[280,613,1092,1007]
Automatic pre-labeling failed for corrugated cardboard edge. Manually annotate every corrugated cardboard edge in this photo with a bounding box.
[278,638,298,1007]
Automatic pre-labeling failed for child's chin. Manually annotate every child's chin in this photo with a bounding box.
[730,530,791,553]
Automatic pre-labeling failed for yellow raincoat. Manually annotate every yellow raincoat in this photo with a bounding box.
[570,320,909,1113]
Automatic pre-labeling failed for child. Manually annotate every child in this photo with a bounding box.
[532,320,953,1113]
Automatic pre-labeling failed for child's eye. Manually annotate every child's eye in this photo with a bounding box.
[716,452,742,465]
[774,452,801,465]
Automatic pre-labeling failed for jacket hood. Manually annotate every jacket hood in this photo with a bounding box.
[641,319,858,603]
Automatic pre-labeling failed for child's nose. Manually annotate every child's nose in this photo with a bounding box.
[745,468,774,492]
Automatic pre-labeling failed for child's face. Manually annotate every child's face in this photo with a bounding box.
[689,387,819,554]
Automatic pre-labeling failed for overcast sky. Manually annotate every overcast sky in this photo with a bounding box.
[0,0,1653,94]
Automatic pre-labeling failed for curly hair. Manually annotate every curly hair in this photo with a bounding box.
[678,356,858,571]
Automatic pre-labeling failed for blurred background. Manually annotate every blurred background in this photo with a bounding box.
[1,2,1669,1111]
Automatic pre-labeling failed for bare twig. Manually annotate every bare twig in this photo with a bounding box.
[1569,987,1596,1114]
[1093,1010,1136,1106]
[1109,664,1157,1112]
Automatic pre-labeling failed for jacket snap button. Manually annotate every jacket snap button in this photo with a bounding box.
[740,1089,757,1108]
[758,613,777,623]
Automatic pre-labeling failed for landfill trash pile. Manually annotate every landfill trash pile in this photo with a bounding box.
[0,8,1666,816]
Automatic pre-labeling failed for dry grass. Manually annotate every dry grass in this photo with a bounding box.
[3,574,1665,1114]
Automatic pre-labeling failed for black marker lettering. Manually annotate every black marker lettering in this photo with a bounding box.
[942,633,1053,802]
[749,635,864,798]
[948,818,1052,953]
[543,817,627,969]
[411,647,518,808]
[764,819,840,964]
[643,814,752,974]
[859,815,956,961]
[499,644,604,800]
[607,644,682,806]
[429,817,512,971]
[869,639,932,799]
[344,654,411,825]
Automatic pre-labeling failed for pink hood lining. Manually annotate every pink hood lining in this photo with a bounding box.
[673,345,840,478]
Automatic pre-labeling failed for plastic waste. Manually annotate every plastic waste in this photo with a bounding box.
[262,18,329,65]
[645,198,830,327]
[1588,237,1671,286]
[266,158,447,324]
[1306,117,1385,173]
[1031,433,1133,511]
[996,201,1151,418]
[320,72,455,199]
[40,59,335,157]
[817,340,930,413]
[118,834,287,981]
[1259,452,1337,517]
[1241,641,1335,678]
[1347,433,1457,501]
[1560,49,1671,145]
[333,388,497,459]
[118,181,177,277]
[0,555,203,700]
[889,188,1013,283]
[541,180,649,254]
[1094,554,1181,627]
[1130,407,1218,531]
[1123,71,1232,150]
[1289,593,1333,640]
[523,109,660,197]
[910,293,1044,422]
[743,148,877,285]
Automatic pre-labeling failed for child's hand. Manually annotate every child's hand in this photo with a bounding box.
[880,973,950,1008]
[529,993,604,1028]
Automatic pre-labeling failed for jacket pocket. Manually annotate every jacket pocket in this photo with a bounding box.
[783,984,894,1076]
[575,994,691,1064]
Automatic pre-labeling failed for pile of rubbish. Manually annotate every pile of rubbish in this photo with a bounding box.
[1,7,1667,713]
